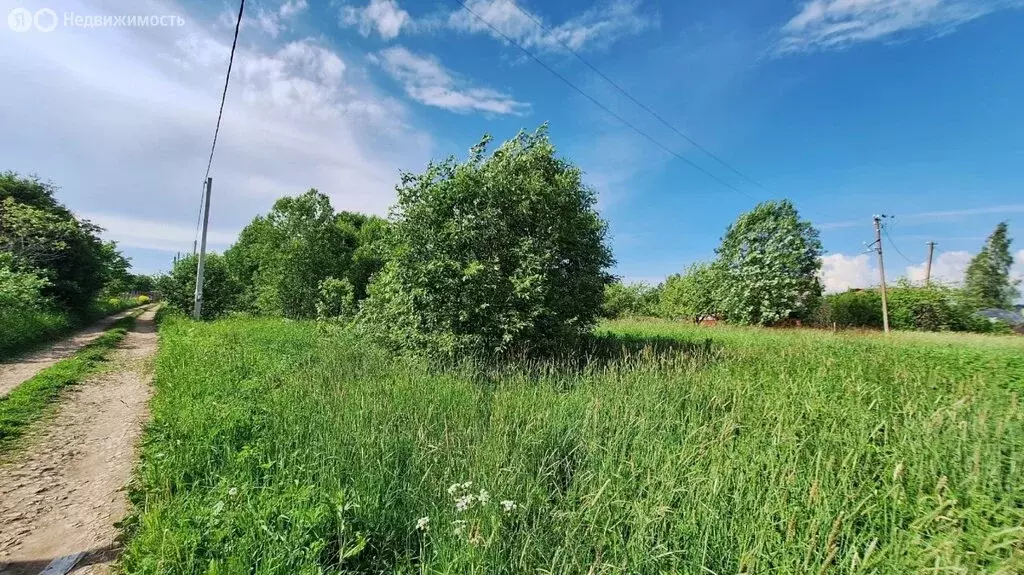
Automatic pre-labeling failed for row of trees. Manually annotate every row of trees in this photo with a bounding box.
[1,172,148,355]
[606,219,1019,333]
[161,127,613,356]
[161,124,1019,353]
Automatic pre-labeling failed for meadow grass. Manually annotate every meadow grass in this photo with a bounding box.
[122,317,1023,574]
[0,314,136,450]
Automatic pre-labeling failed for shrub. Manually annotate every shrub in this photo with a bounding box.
[136,294,151,305]
[657,263,721,322]
[160,254,240,320]
[601,281,659,318]
[819,284,1002,333]
[316,277,356,321]
[359,127,614,357]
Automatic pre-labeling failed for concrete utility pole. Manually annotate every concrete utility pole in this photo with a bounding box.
[193,177,212,320]
[924,241,936,287]
[873,215,890,334]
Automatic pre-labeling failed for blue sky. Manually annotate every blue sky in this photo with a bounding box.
[2,0,1023,290]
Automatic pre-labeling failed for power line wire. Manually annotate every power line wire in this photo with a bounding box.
[882,224,917,264]
[449,0,760,203]
[499,0,774,196]
[194,0,246,251]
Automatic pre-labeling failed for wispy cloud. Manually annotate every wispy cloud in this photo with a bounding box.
[374,46,530,115]
[342,0,410,40]
[777,0,1023,54]
[447,0,654,53]
[816,204,1024,230]
[223,0,309,38]
[340,0,654,52]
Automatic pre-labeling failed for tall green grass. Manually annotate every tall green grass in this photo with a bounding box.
[0,295,144,361]
[123,317,1023,574]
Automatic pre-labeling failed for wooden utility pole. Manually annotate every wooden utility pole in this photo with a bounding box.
[924,241,936,286]
[873,215,890,334]
[193,177,212,320]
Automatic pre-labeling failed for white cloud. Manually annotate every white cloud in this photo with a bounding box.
[778,0,1023,54]
[448,0,654,53]
[905,250,972,285]
[820,253,877,292]
[0,0,432,273]
[374,46,530,115]
[342,0,410,40]
[226,0,309,38]
[81,213,236,253]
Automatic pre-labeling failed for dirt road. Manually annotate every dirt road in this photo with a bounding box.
[0,307,146,398]
[0,308,157,575]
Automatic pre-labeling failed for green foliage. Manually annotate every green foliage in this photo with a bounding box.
[160,253,239,320]
[122,316,1024,573]
[964,222,1019,310]
[0,173,121,311]
[316,277,356,321]
[225,191,384,319]
[0,315,134,449]
[601,281,659,318]
[360,127,614,357]
[819,284,999,333]
[657,262,721,322]
[714,200,823,326]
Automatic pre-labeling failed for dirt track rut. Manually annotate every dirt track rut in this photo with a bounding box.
[0,308,157,574]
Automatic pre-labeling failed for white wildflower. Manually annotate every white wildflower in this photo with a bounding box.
[452,519,467,535]
[500,500,517,513]
[461,481,473,490]
[228,487,238,497]
[416,516,430,531]
[477,489,490,505]
[447,483,460,495]
[455,493,475,512]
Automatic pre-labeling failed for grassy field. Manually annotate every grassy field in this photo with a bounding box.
[123,317,1023,574]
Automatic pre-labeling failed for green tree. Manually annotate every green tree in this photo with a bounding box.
[161,253,239,320]
[963,222,1019,309]
[714,200,823,326]
[360,127,614,356]
[0,173,115,311]
[601,281,659,318]
[658,263,721,323]
[226,190,355,319]
[336,211,389,301]
[316,277,357,321]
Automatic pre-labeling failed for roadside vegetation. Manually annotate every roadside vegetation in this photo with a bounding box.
[0,313,138,450]
[0,172,154,360]
[124,314,1023,573]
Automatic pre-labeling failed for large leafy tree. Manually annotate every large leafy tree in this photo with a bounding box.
[714,200,823,326]
[601,281,659,318]
[658,262,721,323]
[360,126,614,356]
[226,190,356,319]
[0,173,116,311]
[964,222,1019,309]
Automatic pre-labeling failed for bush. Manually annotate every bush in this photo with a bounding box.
[601,281,659,318]
[819,284,1001,333]
[359,127,614,357]
[316,277,356,321]
[159,254,240,320]
[136,294,151,305]
[657,263,721,322]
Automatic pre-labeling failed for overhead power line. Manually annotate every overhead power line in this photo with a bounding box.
[499,0,775,196]
[882,222,918,265]
[194,0,245,252]
[449,0,760,203]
